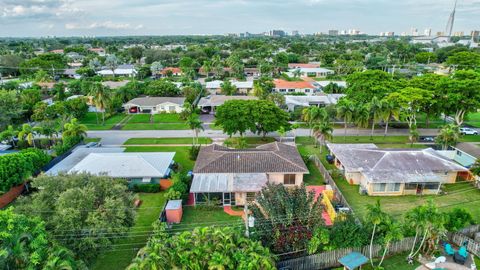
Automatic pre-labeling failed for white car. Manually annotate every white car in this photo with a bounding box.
[460,127,478,135]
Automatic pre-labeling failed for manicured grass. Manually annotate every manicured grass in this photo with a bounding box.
[466,112,480,127]
[300,142,480,221]
[124,146,194,172]
[460,135,480,142]
[153,113,182,123]
[79,112,126,130]
[475,256,480,268]
[92,192,167,270]
[209,123,223,130]
[124,137,212,145]
[224,136,276,148]
[358,252,419,270]
[122,123,190,130]
[127,114,151,123]
[297,144,326,186]
[177,206,242,229]
[84,138,101,143]
[331,136,410,144]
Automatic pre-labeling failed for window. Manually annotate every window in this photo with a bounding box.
[405,183,418,190]
[457,150,462,156]
[279,89,286,92]
[305,89,310,93]
[386,183,401,192]
[373,183,386,192]
[284,174,296,185]
[246,192,256,202]
[425,183,440,190]
[288,89,295,92]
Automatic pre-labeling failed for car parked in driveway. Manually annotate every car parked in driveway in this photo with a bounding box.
[460,127,478,135]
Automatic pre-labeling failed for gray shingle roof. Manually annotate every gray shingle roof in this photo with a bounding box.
[455,142,480,159]
[193,142,308,174]
[197,95,257,107]
[124,97,185,107]
[327,143,469,183]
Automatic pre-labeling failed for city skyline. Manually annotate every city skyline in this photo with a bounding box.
[0,0,479,37]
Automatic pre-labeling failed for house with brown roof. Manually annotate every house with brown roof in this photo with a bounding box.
[273,79,318,95]
[190,142,309,206]
[327,143,471,196]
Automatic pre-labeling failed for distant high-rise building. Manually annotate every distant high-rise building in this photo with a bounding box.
[401,32,408,37]
[471,30,480,42]
[348,29,360,35]
[385,32,395,37]
[340,30,347,35]
[291,30,299,36]
[411,28,419,36]
[328,30,339,36]
[424,28,432,36]
[437,31,445,36]
[267,30,286,37]
[453,31,464,37]
[445,0,458,37]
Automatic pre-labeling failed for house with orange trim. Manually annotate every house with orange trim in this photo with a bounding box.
[273,79,318,95]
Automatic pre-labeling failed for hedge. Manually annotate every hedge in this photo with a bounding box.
[132,183,160,193]
[0,149,51,192]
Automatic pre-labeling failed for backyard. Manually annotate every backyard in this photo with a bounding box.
[176,207,242,230]
[124,146,194,172]
[296,137,480,221]
[92,192,167,270]
[121,113,190,130]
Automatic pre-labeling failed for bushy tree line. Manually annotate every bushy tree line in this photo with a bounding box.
[0,148,50,192]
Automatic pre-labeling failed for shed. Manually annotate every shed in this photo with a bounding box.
[338,252,369,269]
[165,200,183,224]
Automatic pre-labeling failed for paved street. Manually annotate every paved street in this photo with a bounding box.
[88,127,442,145]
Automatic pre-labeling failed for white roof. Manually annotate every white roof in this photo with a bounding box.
[206,80,253,89]
[313,81,347,88]
[288,67,334,73]
[285,94,345,106]
[190,173,268,193]
[68,152,175,178]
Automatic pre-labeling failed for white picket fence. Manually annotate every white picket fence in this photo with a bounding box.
[277,237,415,270]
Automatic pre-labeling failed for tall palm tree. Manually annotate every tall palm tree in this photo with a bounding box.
[380,99,400,137]
[186,114,204,146]
[201,60,212,78]
[89,83,111,125]
[368,96,383,138]
[336,99,355,142]
[353,105,370,136]
[365,200,386,267]
[436,124,460,150]
[43,247,79,270]
[63,118,88,139]
[312,121,333,152]
[18,123,41,148]
[302,107,327,138]
[377,219,403,268]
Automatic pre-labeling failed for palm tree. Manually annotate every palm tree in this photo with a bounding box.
[186,114,203,146]
[38,120,58,146]
[336,99,355,142]
[0,125,18,147]
[201,60,212,78]
[43,247,78,270]
[368,96,383,138]
[365,200,386,267]
[63,118,88,139]
[302,107,327,137]
[89,83,111,125]
[409,127,419,147]
[381,100,400,137]
[18,123,41,148]
[436,124,460,150]
[313,121,333,151]
[105,54,119,77]
[377,219,403,268]
[3,232,33,269]
[353,105,370,136]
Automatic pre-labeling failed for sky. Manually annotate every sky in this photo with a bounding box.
[0,0,479,37]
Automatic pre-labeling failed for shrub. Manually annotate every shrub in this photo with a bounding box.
[189,145,200,160]
[132,183,160,193]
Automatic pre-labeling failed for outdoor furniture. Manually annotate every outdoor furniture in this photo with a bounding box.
[338,252,369,270]
[443,243,455,256]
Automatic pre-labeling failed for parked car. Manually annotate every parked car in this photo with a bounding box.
[460,127,478,135]
[420,136,435,142]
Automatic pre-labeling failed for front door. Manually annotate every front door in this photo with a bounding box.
[223,193,231,206]
[416,184,424,195]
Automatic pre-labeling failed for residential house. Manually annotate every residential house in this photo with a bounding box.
[63,68,81,79]
[288,63,319,69]
[327,143,471,196]
[159,67,182,77]
[123,97,185,114]
[285,94,345,111]
[437,142,480,168]
[101,80,130,89]
[197,95,257,114]
[190,142,309,206]
[67,152,175,186]
[89,48,106,56]
[206,80,254,95]
[312,81,347,90]
[97,64,137,77]
[287,67,334,78]
[273,79,317,95]
[198,67,232,77]
[244,67,260,77]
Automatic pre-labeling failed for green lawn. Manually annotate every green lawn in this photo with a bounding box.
[79,112,126,130]
[124,146,194,172]
[332,252,419,270]
[124,137,212,145]
[176,207,242,230]
[153,113,182,123]
[127,114,151,123]
[209,123,223,130]
[223,136,276,148]
[466,112,480,127]
[297,144,325,186]
[460,135,480,142]
[298,140,480,221]
[92,192,167,270]
[122,123,190,130]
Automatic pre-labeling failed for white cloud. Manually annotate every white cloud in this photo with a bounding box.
[65,21,144,30]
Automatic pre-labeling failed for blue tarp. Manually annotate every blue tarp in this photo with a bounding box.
[338,252,369,269]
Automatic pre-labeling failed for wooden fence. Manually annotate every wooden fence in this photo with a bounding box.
[457,224,480,237]
[277,237,415,270]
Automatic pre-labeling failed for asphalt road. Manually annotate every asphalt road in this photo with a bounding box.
[87,128,442,146]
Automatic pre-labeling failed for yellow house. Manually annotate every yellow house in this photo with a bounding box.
[327,143,470,196]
